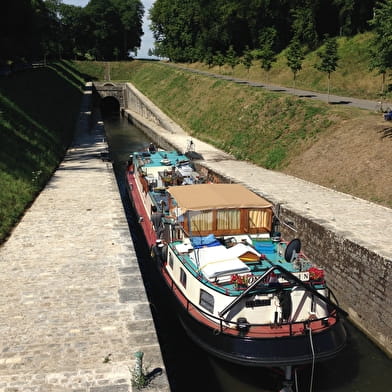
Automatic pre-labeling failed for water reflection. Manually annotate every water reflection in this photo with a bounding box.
[103,114,391,392]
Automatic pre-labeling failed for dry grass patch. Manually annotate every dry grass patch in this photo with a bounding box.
[283,114,392,207]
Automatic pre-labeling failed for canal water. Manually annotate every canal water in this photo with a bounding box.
[103,113,391,392]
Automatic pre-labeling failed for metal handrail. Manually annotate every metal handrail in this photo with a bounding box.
[167,271,341,336]
[218,267,276,317]
[218,265,348,318]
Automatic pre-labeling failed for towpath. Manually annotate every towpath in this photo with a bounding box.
[128,65,392,260]
[0,84,170,391]
[164,63,389,112]
[126,81,392,261]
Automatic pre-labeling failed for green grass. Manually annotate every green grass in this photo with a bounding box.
[183,32,390,101]
[1,32,389,242]
[0,61,86,243]
[69,59,377,186]
[113,61,355,170]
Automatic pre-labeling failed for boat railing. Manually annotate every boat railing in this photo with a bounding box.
[177,251,344,302]
[219,265,347,318]
[168,271,345,337]
[173,278,340,336]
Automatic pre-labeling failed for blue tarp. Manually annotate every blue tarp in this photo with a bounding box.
[253,242,275,254]
[191,234,221,249]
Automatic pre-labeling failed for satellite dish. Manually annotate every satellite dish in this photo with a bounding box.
[284,239,301,262]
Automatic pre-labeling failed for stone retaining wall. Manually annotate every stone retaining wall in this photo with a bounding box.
[279,207,391,355]
[124,82,392,358]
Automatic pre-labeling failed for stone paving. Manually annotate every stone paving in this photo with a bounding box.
[0,85,170,391]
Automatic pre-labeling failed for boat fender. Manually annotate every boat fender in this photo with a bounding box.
[236,317,250,335]
[127,156,134,172]
[274,311,279,324]
[151,242,167,266]
[278,290,292,321]
[284,239,301,262]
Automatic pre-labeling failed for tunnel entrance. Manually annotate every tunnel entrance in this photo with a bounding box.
[100,96,120,115]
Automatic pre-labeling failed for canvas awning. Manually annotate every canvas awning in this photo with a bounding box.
[167,183,272,212]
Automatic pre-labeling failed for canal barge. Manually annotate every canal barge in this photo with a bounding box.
[125,145,347,374]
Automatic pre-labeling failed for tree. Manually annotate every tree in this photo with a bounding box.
[112,0,144,58]
[253,27,277,82]
[315,35,339,101]
[286,39,305,91]
[204,48,214,68]
[258,46,276,83]
[368,0,392,99]
[149,0,202,62]
[43,0,63,60]
[58,4,85,60]
[84,0,124,60]
[333,0,355,36]
[226,45,238,72]
[291,2,318,49]
[57,0,144,61]
[213,51,225,72]
[242,46,253,74]
[148,0,376,63]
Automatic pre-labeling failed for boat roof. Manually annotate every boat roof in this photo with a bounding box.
[167,183,272,211]
[135,150,189,169]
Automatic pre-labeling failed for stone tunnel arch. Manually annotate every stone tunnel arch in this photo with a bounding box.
[93,82,125,113]
[100,96,120,114]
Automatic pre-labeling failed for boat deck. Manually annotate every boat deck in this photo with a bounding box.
[136,150,190,170]
[171,236,316,294]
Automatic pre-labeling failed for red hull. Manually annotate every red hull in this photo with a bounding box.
[125,169,157,248]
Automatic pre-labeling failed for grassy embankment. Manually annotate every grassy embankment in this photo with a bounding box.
[0,61,90,244]
[1,33,391,243]
[184,32,391,101]
[72,33,391,207]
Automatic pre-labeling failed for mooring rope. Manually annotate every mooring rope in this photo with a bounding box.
[308,326,315,392]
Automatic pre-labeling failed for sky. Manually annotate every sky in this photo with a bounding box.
[61,0,156,58]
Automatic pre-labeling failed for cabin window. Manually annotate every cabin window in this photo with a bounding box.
[180,268,187,288]
[190,210,213,232]
[168,253,174,269]
[248,209,272,229]
[217,209,240,230]
[199,289,214,313]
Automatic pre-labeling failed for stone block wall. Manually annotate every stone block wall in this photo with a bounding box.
[124,81,392,358]
[278,206,392,356]
[125,85,162,127]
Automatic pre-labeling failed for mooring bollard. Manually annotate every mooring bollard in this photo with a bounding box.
[132,350,146,389]
[134,351,144,378]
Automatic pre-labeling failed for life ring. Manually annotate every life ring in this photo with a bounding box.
[247,274,258,285]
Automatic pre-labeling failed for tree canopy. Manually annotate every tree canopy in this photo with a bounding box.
[1,0,144,64]
[315,35,339,98]
[368,0,392,95]
[149,0,376,62]
[286,38,305,89]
